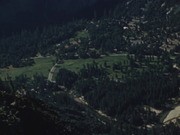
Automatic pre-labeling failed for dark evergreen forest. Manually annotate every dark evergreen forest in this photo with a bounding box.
[0,0,179,134]
[0,0,119,37]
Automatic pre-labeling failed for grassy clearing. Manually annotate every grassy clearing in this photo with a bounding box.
[0,56,55,80]
[0,54,127,80]
[75,30,90,39]
[70,29,90,42]
[55,54,128,78]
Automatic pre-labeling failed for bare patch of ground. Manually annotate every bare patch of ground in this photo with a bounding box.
[163,105,180,124]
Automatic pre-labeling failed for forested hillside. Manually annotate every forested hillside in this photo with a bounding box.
[0,0,119,37]
[0,0,179,134]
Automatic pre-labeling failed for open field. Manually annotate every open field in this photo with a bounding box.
[58,55,127,71]
[50,54,128,81]
[0,54,127,81]
[0,56,55,80]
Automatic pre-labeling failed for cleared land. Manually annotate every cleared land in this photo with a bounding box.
[0,54,128,81]
[59,55,127,71]
[0,56,55,80]
[50,54,128,81]
[163,105,180,124]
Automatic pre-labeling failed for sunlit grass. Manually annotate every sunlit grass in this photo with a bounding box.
[0,56,55,80]
[56,54,128,78]
[0,54,128,80]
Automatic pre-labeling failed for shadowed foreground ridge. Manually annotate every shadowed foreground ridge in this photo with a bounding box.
[0,91,109,135]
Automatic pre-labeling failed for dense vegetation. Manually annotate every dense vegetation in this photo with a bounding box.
[0,77,111,135]
[0,0,119,37]
[55,52,179,134]
[0,0,180,134]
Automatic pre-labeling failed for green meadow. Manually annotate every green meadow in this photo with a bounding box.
[55,54,128,78]
[0,57,55,80]
[0,54,128,80]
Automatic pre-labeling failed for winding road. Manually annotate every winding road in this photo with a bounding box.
[47,62,117,126]
[48,63,58,83]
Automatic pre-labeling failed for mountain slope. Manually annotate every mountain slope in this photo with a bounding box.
[0,0,119,37]
[0,90,111,135]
